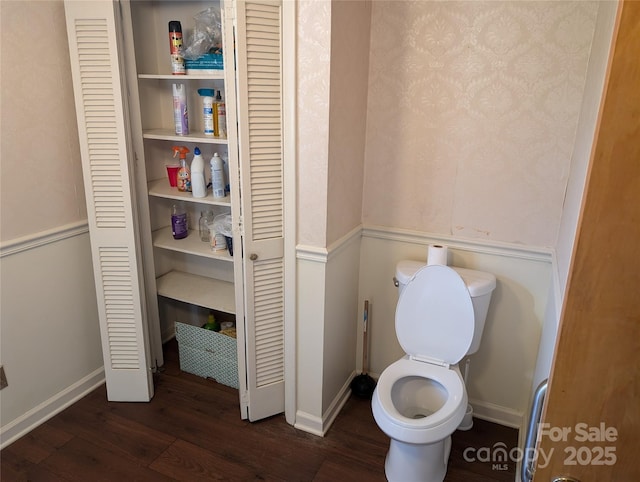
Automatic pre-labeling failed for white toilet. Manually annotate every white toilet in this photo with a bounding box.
[372,261,496,482]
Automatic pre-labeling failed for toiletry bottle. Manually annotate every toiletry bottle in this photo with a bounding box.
[172,83,189,135]
[171,204,188,240]
[168,21,185,75]
[197,89,215,136]
[215,90,226,138]
[190,147,207,198]
[198,211,210,242]
[172,146,191,192]
[203,311,220,331]
[210,153,225,198]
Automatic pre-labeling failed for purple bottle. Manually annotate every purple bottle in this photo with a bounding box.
[171,204,188,239]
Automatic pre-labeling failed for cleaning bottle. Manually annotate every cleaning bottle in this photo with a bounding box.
[215,90,226,138]
[210,152,225,199]
[203,311,220,331]
[197,89,215,136]
[172,146,191,192]
[171,204,188,240]
[190,147,207,198]
[172,83,189,135]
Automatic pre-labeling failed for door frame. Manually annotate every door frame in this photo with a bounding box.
[282,0,298,426]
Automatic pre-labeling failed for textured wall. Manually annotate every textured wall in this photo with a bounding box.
[326,1,371,246]
[362,1,598,247]
[297,0,331,247]
[0,1,86,242]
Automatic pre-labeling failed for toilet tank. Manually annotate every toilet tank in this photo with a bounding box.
[394,261,496,356]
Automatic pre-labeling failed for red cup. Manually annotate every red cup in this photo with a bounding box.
[166,165,180,187]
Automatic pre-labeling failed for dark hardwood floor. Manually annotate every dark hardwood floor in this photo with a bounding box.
[2,339,518,481]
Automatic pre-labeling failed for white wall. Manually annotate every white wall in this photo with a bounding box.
[294,0,371,436]
[0,230,103,447]
[295,228,362,436]
[554,1,619,295]
[0,0,103,447]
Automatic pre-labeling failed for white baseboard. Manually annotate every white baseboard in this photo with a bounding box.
[0,368,105,449]
[295,373,354,437]
[321,373,354,434]
[469,397,523,429]
[294,411,324,436]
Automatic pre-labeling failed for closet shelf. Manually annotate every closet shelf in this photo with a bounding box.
[156,270,236,314]
[148,179,231,206]
[153,227,233,261]
[143,129,228,144]
[138,73,225,80]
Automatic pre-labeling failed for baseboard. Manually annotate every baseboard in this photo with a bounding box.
[469,397,523,429]
[294,411,324,436]
[294,373,354,437]
[0,368,105,449]
[320,373,354,435]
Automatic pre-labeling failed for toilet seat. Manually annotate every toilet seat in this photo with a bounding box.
[372,265,474,445]
[396,265,475,366]
[372,357,467,444]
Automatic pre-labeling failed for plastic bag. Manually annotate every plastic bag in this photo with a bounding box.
[213,213,232,237]
[183,8,222,60]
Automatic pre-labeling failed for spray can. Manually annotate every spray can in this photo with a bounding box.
[197,89,215,136]
[210,153,226,199]
[172,83,189,135]
[215,90,226,138]
[168,21,185,75]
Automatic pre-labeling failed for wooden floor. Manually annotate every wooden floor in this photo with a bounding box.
[2,339,518,481]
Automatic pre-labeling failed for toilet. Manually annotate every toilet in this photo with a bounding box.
[372,261,496,482]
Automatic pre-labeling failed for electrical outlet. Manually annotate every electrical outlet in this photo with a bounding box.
[0,365,7,390]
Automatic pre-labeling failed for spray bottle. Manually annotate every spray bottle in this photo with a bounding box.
[190,147,207,198]
[172,83,189,135]
[197,89,215,136]
[210,153,225,199]
[172,146,191,192]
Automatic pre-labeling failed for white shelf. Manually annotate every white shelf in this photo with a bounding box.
[156,270,235,314]
[148,179,231,206]
[143,129,228,144]
[138,73,225,80]
[153,227,232,261]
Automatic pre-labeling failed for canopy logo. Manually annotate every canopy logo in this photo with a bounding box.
[464,422,617,471]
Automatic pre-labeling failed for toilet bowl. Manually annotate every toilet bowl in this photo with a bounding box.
[372,263,496,482]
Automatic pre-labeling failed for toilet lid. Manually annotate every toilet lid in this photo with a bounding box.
[396,265,475,365]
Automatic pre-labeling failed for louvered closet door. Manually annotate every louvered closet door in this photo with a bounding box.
[64,0,153,401]
[235,0,285,421]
